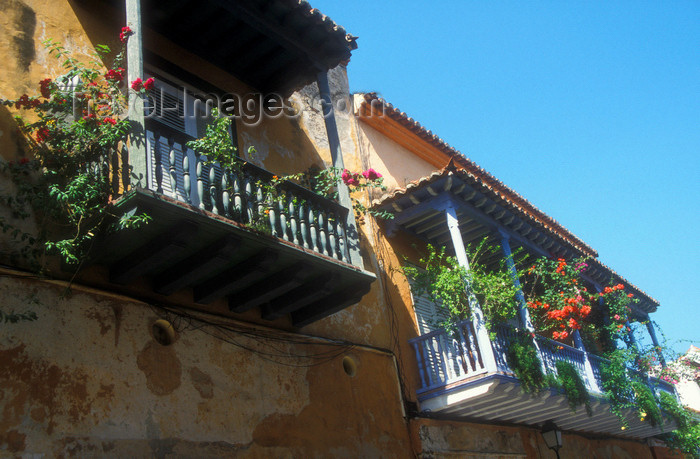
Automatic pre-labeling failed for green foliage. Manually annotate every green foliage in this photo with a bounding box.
[600,348,636,425]
[631,380,662,427]
[402,240,519,335]
[186,113,392,221]
[0,36,150,271]
[555,360,592,415]
[186,110,247,172]
[659,391,700,458]
[505,331,547,393]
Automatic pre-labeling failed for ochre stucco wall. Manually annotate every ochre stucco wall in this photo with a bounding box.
[0,273,412,457]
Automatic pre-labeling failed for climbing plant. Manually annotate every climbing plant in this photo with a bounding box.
[0,30,152,271]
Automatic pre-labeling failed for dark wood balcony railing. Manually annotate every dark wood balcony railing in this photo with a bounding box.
[146,125,353,265]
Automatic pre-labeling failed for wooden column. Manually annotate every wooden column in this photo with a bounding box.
[126,0,148,188]
[499,230,532,331]
[316,70,361,266]
[445,201,498,373]
[645,314,667,367]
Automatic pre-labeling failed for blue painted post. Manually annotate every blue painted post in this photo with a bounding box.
[644,315,667,367]
[499,230,532,331]
[444,200,498,373]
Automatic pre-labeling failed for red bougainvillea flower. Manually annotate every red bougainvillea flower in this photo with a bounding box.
[101,117,117,125]
[35,127,50,143]
[341,168,359,186]
[39,78,52,98]
[131,78,143,91]
[105,68,125,83]
[362,168,381,180]
[119,26,133,43]
[143,77,155,91]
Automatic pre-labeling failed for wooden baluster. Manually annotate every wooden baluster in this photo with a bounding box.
[196,156,205,210]
[299,202,309,248]
[278,195,288,241]
[168,137,178,199]
[256,182,265,223]
[232,170,242,221]
[221,170,230,217]
[120,143,129,192]
[111,147,119,195]
[153,131,163,193]
[309,205,318,252]
[413,342,428,389]
[328,212,337,259]
[268,191,278,237]
[318,208,328,256]
[209,165,218,214]
[244,173,254,223]
[336,218,348,263]
[182,153,191,204]
[289,198,299,245]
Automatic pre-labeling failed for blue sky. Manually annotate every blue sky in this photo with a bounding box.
[311,1,700,356]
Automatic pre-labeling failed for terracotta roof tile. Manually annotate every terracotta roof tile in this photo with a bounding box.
[363,93,660,309]
[363,93,596,257]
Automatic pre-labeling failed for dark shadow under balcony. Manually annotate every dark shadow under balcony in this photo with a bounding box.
[91,127,374,327]
[410,323,678,439]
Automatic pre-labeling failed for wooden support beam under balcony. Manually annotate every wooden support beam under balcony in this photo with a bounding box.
[91,186,375,327]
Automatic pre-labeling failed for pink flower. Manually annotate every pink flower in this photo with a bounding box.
[143,77,155,90]
[614,314,620,321]
[131,78,143,91]
[341,169,359,186]
[362,168,382,180]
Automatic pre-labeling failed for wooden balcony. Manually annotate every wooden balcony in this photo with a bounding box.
[92,126,374,327]
[409,323,678,439]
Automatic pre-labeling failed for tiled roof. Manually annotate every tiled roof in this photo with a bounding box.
[297,1,358,50]
[363,93,660,311]
[363,93,597,258]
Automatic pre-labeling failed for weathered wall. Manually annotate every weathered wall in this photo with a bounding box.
[0,272,412,457]
[410,418,669,459]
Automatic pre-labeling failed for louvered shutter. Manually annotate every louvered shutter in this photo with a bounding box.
[145,79,225,208]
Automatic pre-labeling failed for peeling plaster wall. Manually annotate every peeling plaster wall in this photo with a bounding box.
[410,418,665,459]
[0,274,411,457]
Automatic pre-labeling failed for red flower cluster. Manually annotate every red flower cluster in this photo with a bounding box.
[39,78,52,98]
[101,117,117,126]
[131,77,154,91]
[35,127,50,143]
[554,258,567,275]
[600,283,624,296]
[341,169,360,186]
[362,168,382,180]
[105,67,125,83]
[552,331,569,340]
[14,94,41,110]
[119,26,133,43]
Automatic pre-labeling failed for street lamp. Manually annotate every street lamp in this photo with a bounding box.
[541,420,563,459]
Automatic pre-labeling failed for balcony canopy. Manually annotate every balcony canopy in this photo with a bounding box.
[99,0,357,96]
[373,162,659,315]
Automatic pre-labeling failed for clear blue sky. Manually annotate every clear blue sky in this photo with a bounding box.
[311,0,700,356]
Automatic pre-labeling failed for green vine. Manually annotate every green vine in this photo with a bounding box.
[0,33,151,272]
[505,331,547,393]
[555,360,592,415]
[402,240,519,335]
